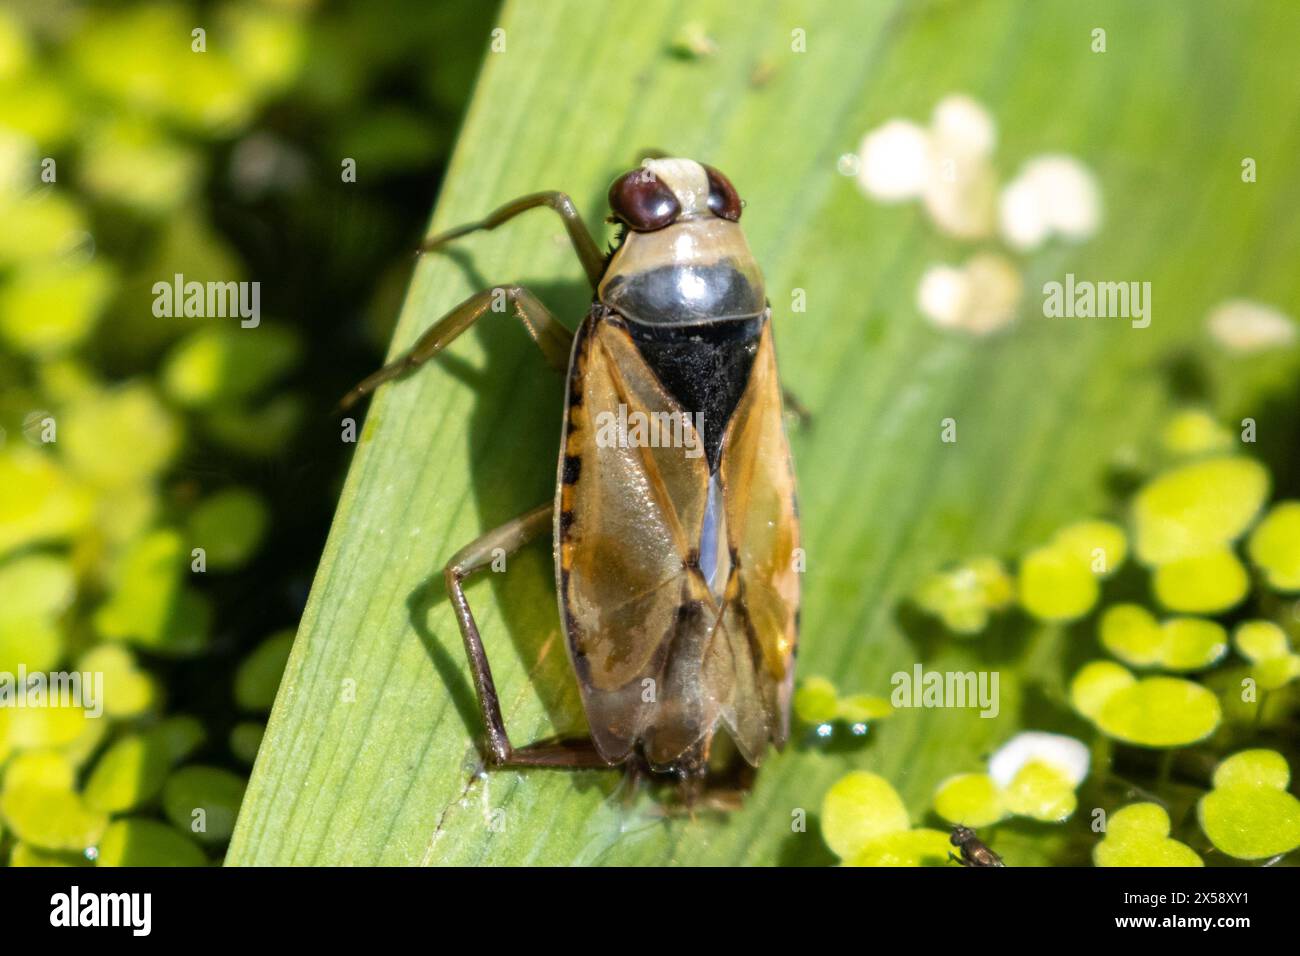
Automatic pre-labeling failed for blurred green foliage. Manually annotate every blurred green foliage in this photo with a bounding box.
[0,0,498,865]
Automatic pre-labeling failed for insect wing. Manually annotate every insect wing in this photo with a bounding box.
[556,313,714,765]
[717,321,800,761]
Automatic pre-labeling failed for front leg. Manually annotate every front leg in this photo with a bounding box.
[339,284,573,412]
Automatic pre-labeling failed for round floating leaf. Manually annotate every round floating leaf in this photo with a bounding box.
[933,773,1005,827]
[0,449,93,558]
[1100,604,1162,667]
[97,484,160,547]
[1094,802,1203,867]
[821,771,911,860]
[0,616,63,674]
[1233,620,1290,662]
[79,117,202,214]
[0,261,115,357]
[187,487,268,570]
[1158,618,1229,671]
[162,766,246,845]
[56,710,108,770]
[1096,676,1221,747]
[1152,548,1248,613]
[795,677,839,725]
[153,715,207,763]
[1133,456,1269,565]
[967,556,1015,608]
[1070,660,1135,720]
[913,557,1012,635]
[1212,749,1290,790]
[224,3,306,95]
[1003,759,1077,822]
[0,554,75,621]
[96,818,207,867]
[230,722,265,765]
[1252,655,1300,690]
[835,694,892,723]
[203,393,305,457]
[1052,520,1128,577]
[1160,409,1232,458]
[79,644,158,719]
[1247,501,1300,592]
[3,750,75,792]
[0,786,107,852]
[1017,546,1099,622]
[163,325,301,408]
[1108,801,1170,839]
[63,383,180,488]
[4,702,90,751]
[1199,787,1300,860]
[9,843,87,868]
[846,828,952,867]
[69,4,257,134]
[93,529,211,654]
[234,630,294,712]
[84,733,172,814]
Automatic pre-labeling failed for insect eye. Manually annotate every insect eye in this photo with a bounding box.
[608,168,680,231]
[704,165,742,221]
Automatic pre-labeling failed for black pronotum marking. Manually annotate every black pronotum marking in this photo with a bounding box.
[624,313,764,471]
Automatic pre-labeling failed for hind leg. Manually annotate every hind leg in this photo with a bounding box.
[444,502,610,770]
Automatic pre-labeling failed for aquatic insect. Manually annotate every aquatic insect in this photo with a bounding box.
[950,825,1005,867]
[341,158,800,786]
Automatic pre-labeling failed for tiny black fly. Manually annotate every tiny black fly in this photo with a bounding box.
[950,825,1005,867]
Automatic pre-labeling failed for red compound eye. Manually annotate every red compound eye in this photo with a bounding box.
[608,167,680,231]
[703,165,742,222]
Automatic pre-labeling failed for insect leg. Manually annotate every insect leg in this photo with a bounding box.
[781,387,813,429]
[420,191,605,288]
[443,502,610,771]
[338,284,572,411]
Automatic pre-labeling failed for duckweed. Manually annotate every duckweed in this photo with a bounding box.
[821,772,952,866]
[1002,760,1077,822]
[1093,803,1202,867]
[1232,621,1300,691]
[1247,501,1300,591]
[1017,545,1098,621]
[1152,548,1249,613]
[96,819,207,867]
[161,766,246,845]
[913,556,1013,634]
[1094,675,1221,747]
[793,675,891,729]
[1160,409,1232,458]
[1198,751,1300,860]
[933,773,1005,828]
[1132,456,1268,566]
[187,488,268,571]
[0,0,488,869]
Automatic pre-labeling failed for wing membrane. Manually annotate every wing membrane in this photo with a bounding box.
[718,321,800,757]
[558,313,711,762]
[557,311,799,768]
